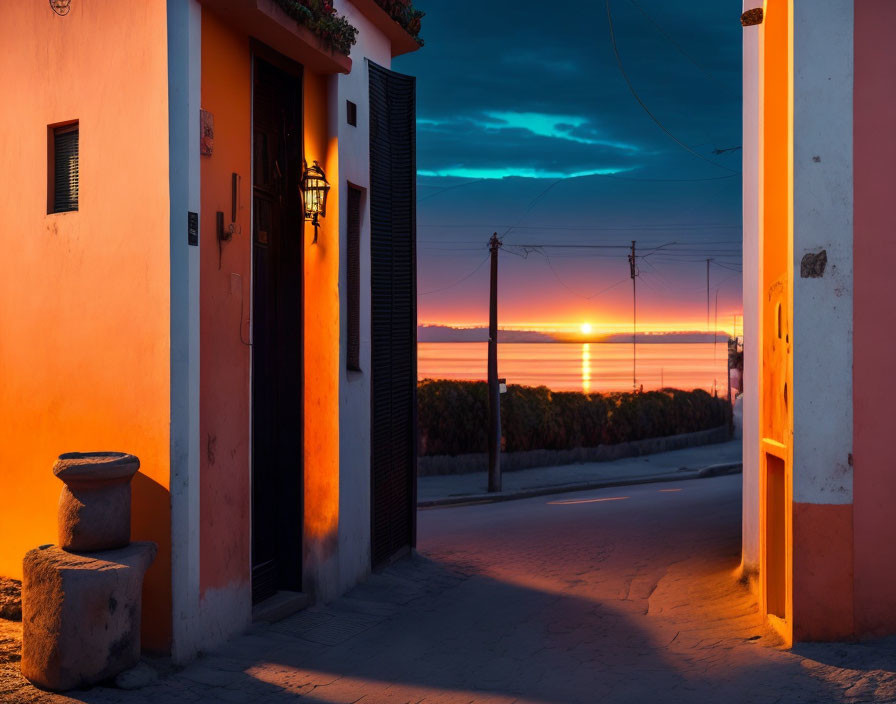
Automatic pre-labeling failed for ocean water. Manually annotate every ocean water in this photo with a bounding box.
[418,342,730,394]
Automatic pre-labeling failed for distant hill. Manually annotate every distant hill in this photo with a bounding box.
[418,325,729,344]
[585,331,729,344]
[417,325,554,343]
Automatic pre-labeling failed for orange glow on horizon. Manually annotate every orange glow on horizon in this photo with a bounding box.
[419,318,743,337]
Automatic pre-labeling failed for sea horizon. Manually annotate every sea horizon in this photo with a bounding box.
[418,341,732,395]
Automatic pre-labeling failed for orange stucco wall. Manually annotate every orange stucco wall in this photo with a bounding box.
[302,71,342,596]
[199,9,252,599]
[0,1,172,651]
[195,10,341,603]
[759,0,793,644]
[853,0,896,638]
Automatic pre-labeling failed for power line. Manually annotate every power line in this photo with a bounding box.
[501,179,565,239]
[417,178,487,203]
[511,242,675,251]
[420,223,742,231]
[604,172,738,183]
[419,253,490,295]
[626,0,730,93]
[538,249,630,301]
[605,0,740,175]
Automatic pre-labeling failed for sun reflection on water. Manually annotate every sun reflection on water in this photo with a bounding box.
[581,343,591,394]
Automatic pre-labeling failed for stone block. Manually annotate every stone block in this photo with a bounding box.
[21,542,156,691]
[53,452,140,552]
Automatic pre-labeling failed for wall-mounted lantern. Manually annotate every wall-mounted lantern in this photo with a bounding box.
[301,160,330,244]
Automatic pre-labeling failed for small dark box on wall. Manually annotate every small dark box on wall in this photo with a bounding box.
[200,109,214,156]
[188,211,199,246]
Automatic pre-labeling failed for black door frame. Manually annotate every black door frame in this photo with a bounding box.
[250,42,304,604]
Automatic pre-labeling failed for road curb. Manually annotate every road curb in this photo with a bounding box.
[696,462,743,478]
[417,463,743,509]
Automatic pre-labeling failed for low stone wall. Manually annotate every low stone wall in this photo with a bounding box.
[0,578,20,621]
[417,425,732,476]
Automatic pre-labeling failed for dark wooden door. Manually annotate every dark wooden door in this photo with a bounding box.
[369,61,417,567]
[251,55,303,604]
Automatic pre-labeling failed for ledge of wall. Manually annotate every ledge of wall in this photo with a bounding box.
[419,425,732,476]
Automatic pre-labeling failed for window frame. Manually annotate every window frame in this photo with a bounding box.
[346,184,363,371]
[48,121,79,214]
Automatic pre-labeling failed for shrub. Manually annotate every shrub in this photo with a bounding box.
[418,380,731,456]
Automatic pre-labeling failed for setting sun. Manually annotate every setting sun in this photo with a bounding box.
[580,322,593,335]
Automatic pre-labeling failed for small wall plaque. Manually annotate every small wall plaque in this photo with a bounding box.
[49,0,71,16]
[741,8,763,27]
[188,211,199,246]
[200,109,214,156]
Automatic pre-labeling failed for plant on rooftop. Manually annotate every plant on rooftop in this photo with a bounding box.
[374,0,424,46]
[273,0,359,55]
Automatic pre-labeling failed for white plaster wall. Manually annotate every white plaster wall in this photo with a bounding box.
[167,0,203,662]
[741,0,763,572]
[333,1,393,596]
[791,0,854,505]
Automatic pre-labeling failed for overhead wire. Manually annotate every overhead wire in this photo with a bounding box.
[625,0,729,94]
[501,179,565,239]
[419,253,490,296]
[538,249,631,300]
[416,178,487,203]
[605,0,740,175]
[603,172,738,182]
[420,223,741,232]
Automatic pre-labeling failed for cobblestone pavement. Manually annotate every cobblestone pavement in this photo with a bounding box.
[5,475,896,703]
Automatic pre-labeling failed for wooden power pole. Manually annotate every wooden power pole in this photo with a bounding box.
[706,258,712,331]
[629,240,637,391]
[488,233,502,493]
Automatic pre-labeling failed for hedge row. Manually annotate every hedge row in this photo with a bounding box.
[418,380,731,456]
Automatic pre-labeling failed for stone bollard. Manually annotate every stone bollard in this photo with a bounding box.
[21,543,157,691]
[21,452,156,692]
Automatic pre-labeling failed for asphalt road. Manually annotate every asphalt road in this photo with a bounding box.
[8,475,896,703]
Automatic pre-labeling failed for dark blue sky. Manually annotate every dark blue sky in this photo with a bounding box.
[393,0,743,333]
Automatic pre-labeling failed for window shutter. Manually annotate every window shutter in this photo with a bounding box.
[53,126,79,213]
[368,61,417,567]
[347,186,362,371]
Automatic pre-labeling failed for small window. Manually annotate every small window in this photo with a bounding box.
[346,100,357,127]
[50,123,79,213]
[347,185,362,371]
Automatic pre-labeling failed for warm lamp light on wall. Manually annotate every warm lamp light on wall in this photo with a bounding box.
[301,160,330,244]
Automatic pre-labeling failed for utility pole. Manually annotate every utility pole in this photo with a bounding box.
[713,288,719,363]
[706,258,712,332]
[488,233,502,493]
[728,313,736,406]
[629,240,637,391]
